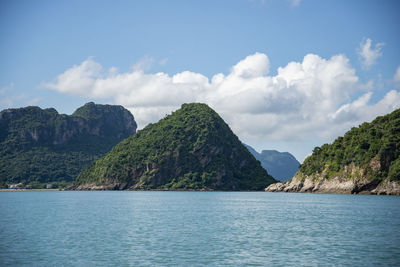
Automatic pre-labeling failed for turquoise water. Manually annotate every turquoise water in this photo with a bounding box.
[0,191,399,266]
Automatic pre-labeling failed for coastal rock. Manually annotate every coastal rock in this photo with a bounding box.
[263,182,285,192]
[265,172,400,195]
[371,180,400,195]
[74,183,129,190]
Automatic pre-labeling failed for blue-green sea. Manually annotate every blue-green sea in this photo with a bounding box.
[0,191,399,266]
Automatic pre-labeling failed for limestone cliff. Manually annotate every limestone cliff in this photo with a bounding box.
[0,102,137,187]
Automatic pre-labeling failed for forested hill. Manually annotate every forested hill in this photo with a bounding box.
[0,102,137,188]
[76,103,276,191]
[266,109,400,195]
[300,108,400,181]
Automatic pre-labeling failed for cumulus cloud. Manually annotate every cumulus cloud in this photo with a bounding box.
[0,82,43,110]
[43,52,400,160]
[44,58,102,95]
[333,90,400,123]
[357,38,384,69]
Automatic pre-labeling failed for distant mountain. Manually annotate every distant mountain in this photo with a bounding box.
[266,109,400,195]
[75,103,277,190]
[0,102,137,188]
[244,144,299,182]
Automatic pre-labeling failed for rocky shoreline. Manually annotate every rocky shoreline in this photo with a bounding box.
[265,175,400,195]
[71,183,264,191]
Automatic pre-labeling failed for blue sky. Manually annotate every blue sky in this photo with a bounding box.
[1,0,400,162]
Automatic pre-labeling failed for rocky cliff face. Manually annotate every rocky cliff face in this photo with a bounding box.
[265,164,400,195]
[0,102,137,187]
[0,102,136,146]
[265,108,400,195]
[76,103,276,191]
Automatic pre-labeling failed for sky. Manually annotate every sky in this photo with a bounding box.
[1,0,400,162]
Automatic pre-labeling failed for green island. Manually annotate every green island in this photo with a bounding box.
[0,102,137,189]
[266,108,400,195]
[75,103,276,190]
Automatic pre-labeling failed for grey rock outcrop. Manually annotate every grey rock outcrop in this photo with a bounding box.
[265,166,400,195]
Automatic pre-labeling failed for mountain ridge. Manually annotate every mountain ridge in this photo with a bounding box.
[244,144,300,182]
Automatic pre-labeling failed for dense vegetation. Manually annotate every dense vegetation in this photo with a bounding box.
[77,103,276,190]
[245,145,300,182]
[299,109,400,181]
[0,102,137,188]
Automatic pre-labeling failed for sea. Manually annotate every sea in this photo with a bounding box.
[0,191,399,266]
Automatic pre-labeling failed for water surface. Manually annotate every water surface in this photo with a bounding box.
[0,191,399,266]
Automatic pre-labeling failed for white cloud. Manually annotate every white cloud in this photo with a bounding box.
[290,0,301,7]
[0,82,14,95]
[132,55,154,72]
[159,58,168,66]
[0,96,13,109]
[44,52,400,160]
[0,82,44,110]
[357,38,384,69]
[43,57,102,95]
[231,52,270,78]
[331,90,400,133]
[394,66,400,86]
